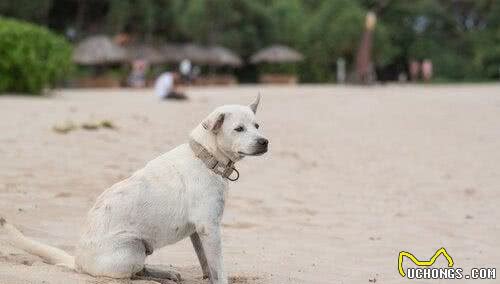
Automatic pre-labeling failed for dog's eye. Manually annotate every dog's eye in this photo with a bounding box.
[234,126,245,132]
[254,123,260,129]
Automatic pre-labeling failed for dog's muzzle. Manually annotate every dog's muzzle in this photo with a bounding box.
[238,138,269,156]
[252,138,269,155]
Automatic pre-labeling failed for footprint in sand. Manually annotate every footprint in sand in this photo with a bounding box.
[287,207,317,216]
[284,197,304,205]
[54,192,72,198]
[0,253,37,266]
[222,222,257,229]
[229,275,260,283]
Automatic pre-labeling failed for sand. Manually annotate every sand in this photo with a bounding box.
[1,84,499,284]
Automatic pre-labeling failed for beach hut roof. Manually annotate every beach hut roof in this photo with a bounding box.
[161,43,242,67]
[205,46,243,67]
[250,45,304,64]
[161,43,187,63]
[125,43,165,64]
[181,44,210,64]
[73,35,127,65]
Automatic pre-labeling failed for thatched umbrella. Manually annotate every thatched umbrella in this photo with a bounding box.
[73,35,127,65]
[180,44,209,64]
[205,46,243,67]
[161,44,242,67]
[161,43,187,63]
[250,45,303,64]
[125,43,164,65]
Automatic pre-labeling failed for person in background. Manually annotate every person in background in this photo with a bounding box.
[409,60,421,82]
[154,71,188,100]
[179,59,192,83]
[128,59,148,88]
[422,59,433,82]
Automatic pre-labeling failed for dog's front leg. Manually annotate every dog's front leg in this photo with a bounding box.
[198,225,227,284]
[190,232,210,279]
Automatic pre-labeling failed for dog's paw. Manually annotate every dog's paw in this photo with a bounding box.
[142,265,181,282]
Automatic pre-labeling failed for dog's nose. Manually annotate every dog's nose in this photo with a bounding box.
[257,138,269,146]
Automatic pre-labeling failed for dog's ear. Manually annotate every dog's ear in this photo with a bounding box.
[202,112,225,133]
[249,93,261,114]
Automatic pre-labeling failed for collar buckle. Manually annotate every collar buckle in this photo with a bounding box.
[227,167,239,181]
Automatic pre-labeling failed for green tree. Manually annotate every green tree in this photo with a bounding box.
[269,0,305,46]
[177,0,273,57]
[468,0,500,79]
[0,0,53,24]
[373,0,475,80]
[298,0,397,82]
[0,17,72,94]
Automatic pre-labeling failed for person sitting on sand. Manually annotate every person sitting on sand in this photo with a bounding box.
[154,71,187,100]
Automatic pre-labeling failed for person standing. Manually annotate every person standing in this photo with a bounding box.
[179,59,192,83]
[409,60,421,82]
[422,59,433,82]
[128,59,148,88]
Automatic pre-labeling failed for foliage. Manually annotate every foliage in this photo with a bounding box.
[0,17,72,94]
[177,0,275,57]
[469,1,500,79]
[0,0,52,24]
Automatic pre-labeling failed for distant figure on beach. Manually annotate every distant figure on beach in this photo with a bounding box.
[409,59,432,82]
[128,59,148,88]
[422,59,433,82]
[409,60,420,82]
[154,72,187,100]
[179,59,192,83]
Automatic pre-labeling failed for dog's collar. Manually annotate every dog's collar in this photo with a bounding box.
[189,139,239,181]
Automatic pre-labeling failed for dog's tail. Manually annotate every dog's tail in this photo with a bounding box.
[0,217,74,269]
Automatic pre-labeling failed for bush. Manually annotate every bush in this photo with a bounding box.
[0,17,72,94]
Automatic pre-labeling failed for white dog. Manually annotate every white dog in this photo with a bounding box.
[0,95,268,284]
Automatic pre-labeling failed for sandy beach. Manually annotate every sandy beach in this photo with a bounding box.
[1,84,499,284]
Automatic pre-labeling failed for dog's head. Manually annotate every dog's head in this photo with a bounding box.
[201,95,268,159]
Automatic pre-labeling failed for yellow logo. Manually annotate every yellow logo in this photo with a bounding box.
[398,248,454,277]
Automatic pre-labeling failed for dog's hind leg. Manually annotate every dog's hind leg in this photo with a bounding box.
[76,238,146,279]
[190,232,210,279]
